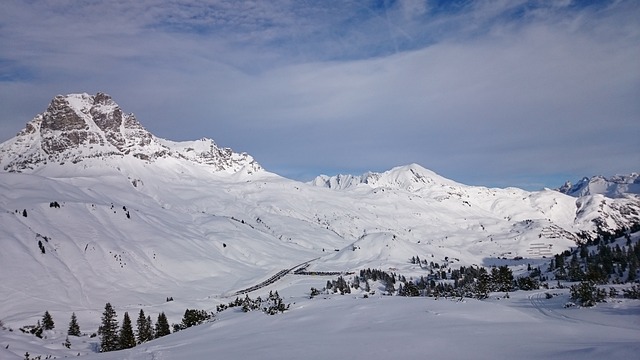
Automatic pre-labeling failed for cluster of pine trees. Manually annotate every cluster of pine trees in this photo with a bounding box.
[314,265,535,300]
[316,229,639,305]
[22,295,288,354]
[557,227,640,306]
[97,303,170,353]
[551,232,640,284]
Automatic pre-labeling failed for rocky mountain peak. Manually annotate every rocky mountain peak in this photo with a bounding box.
[0,93,261,175]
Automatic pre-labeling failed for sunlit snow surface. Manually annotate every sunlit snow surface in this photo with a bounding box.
[1,280,639,360]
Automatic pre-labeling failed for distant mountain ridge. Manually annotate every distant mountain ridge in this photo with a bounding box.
[0,92,261,174]
[558,174,640,198]
[310,164,459,191]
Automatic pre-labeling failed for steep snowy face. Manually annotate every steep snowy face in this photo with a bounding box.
[0,93,261,174]
[558,174,640,198]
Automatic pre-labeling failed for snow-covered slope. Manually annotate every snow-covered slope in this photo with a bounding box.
[1,93,640,359]
[558,173,640,198]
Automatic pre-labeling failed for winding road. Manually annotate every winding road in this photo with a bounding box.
[229,258,320,297]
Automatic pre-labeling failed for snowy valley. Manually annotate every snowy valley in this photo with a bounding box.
[1,93,639,359]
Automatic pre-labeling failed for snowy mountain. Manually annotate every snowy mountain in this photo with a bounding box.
[1,93,640,359]
[558,173,640,198]
[0,92,261,175]
[310,163,459,191]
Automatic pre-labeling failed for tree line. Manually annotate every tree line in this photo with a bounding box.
[315,264,528,300]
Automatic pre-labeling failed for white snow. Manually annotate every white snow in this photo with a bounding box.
[2,283,639,360]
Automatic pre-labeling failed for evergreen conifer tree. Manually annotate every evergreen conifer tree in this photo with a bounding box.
[146,315,154,340]
[98,303,119,352]
[136,310,153,344]
[68,312,81,336]
[155,312,171,338]
[475,267,490,299]
[42,311,55,330]
[119,312,136,350]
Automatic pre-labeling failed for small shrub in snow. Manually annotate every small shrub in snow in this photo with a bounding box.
[569,281,606,307]
[218,292,290,316]
[622,285,640,299]
[262,291,289,315]
[309,287,321,298]
[173,309,214,332]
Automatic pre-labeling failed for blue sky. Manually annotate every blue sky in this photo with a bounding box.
[1,0,638,189]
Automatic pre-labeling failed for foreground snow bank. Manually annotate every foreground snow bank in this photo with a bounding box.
[59,289,639,360]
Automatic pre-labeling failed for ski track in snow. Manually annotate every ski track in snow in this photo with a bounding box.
[528,291,580,323]
[528,290,640,331]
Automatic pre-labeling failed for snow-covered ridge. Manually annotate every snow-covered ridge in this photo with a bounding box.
[310,163,459,191]
[0,93,261,175]
[558,173,640,198]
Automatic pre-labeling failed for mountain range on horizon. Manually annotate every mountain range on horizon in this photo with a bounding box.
[1,92,638,193]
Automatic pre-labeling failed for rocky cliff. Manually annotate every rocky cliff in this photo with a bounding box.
[0,93,261,174]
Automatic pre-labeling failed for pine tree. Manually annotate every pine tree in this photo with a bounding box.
[68,312,81,336]
[119,312,136,350]
[146,315,154,340]
[98,303,119,352]
[136,310,153,344]
[570,281,605,307]
[475,267,490,299]
[364,279,371,293]
[628,255,638,282]
[496,265,514,292]
[42,311,55,330]
[155,312,170,338]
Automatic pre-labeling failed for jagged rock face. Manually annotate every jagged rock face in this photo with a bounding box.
[43,95,87,131]
[0,92,261,174]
